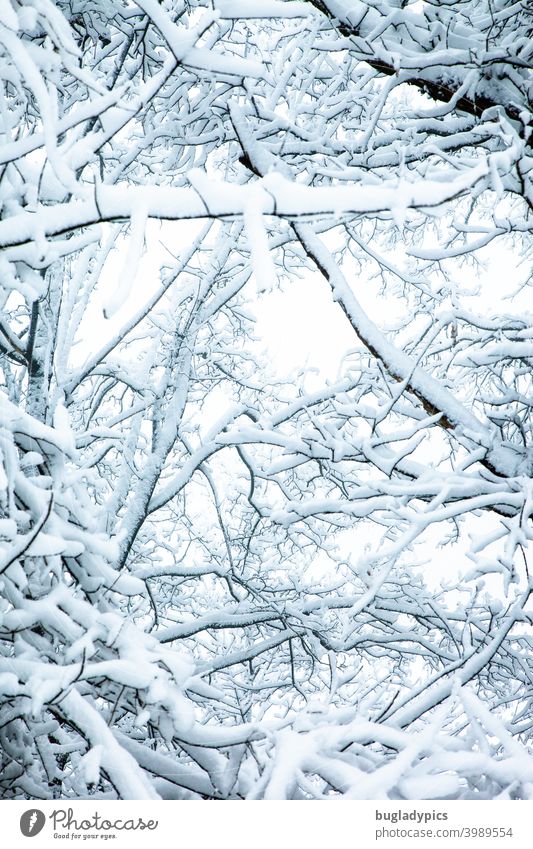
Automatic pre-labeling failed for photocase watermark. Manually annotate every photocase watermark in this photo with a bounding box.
[50,809,159,838]
[20,810,46,838]
[19,808,159,840]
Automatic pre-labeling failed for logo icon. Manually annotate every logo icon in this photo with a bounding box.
[20,810,46,838]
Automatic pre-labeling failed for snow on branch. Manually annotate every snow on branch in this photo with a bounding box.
[1,0,532,803]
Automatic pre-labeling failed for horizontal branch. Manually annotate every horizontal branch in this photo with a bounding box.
[0,166,488,252]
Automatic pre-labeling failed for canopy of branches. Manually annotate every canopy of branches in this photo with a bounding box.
[0,0,532,800]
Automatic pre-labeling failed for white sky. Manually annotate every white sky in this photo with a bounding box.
[77,211,529,386]
[70,213,531,605]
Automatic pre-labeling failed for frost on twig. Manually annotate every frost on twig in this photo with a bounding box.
[0,0,531,801]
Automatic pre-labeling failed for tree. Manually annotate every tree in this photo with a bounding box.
[0,0,532,800]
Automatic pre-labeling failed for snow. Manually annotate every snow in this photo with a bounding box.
[183,48,265,80]
[0,0,18,31]
[399,774,461,800]
[25,533,85,558]
[1,0,532,804]
[60,689,161,800]
[0,391,76,459]
[216,1,310,18]
[243,189,277,294]
[103,206,148,319]
[80,745,104,787]
[0,165,495,252]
